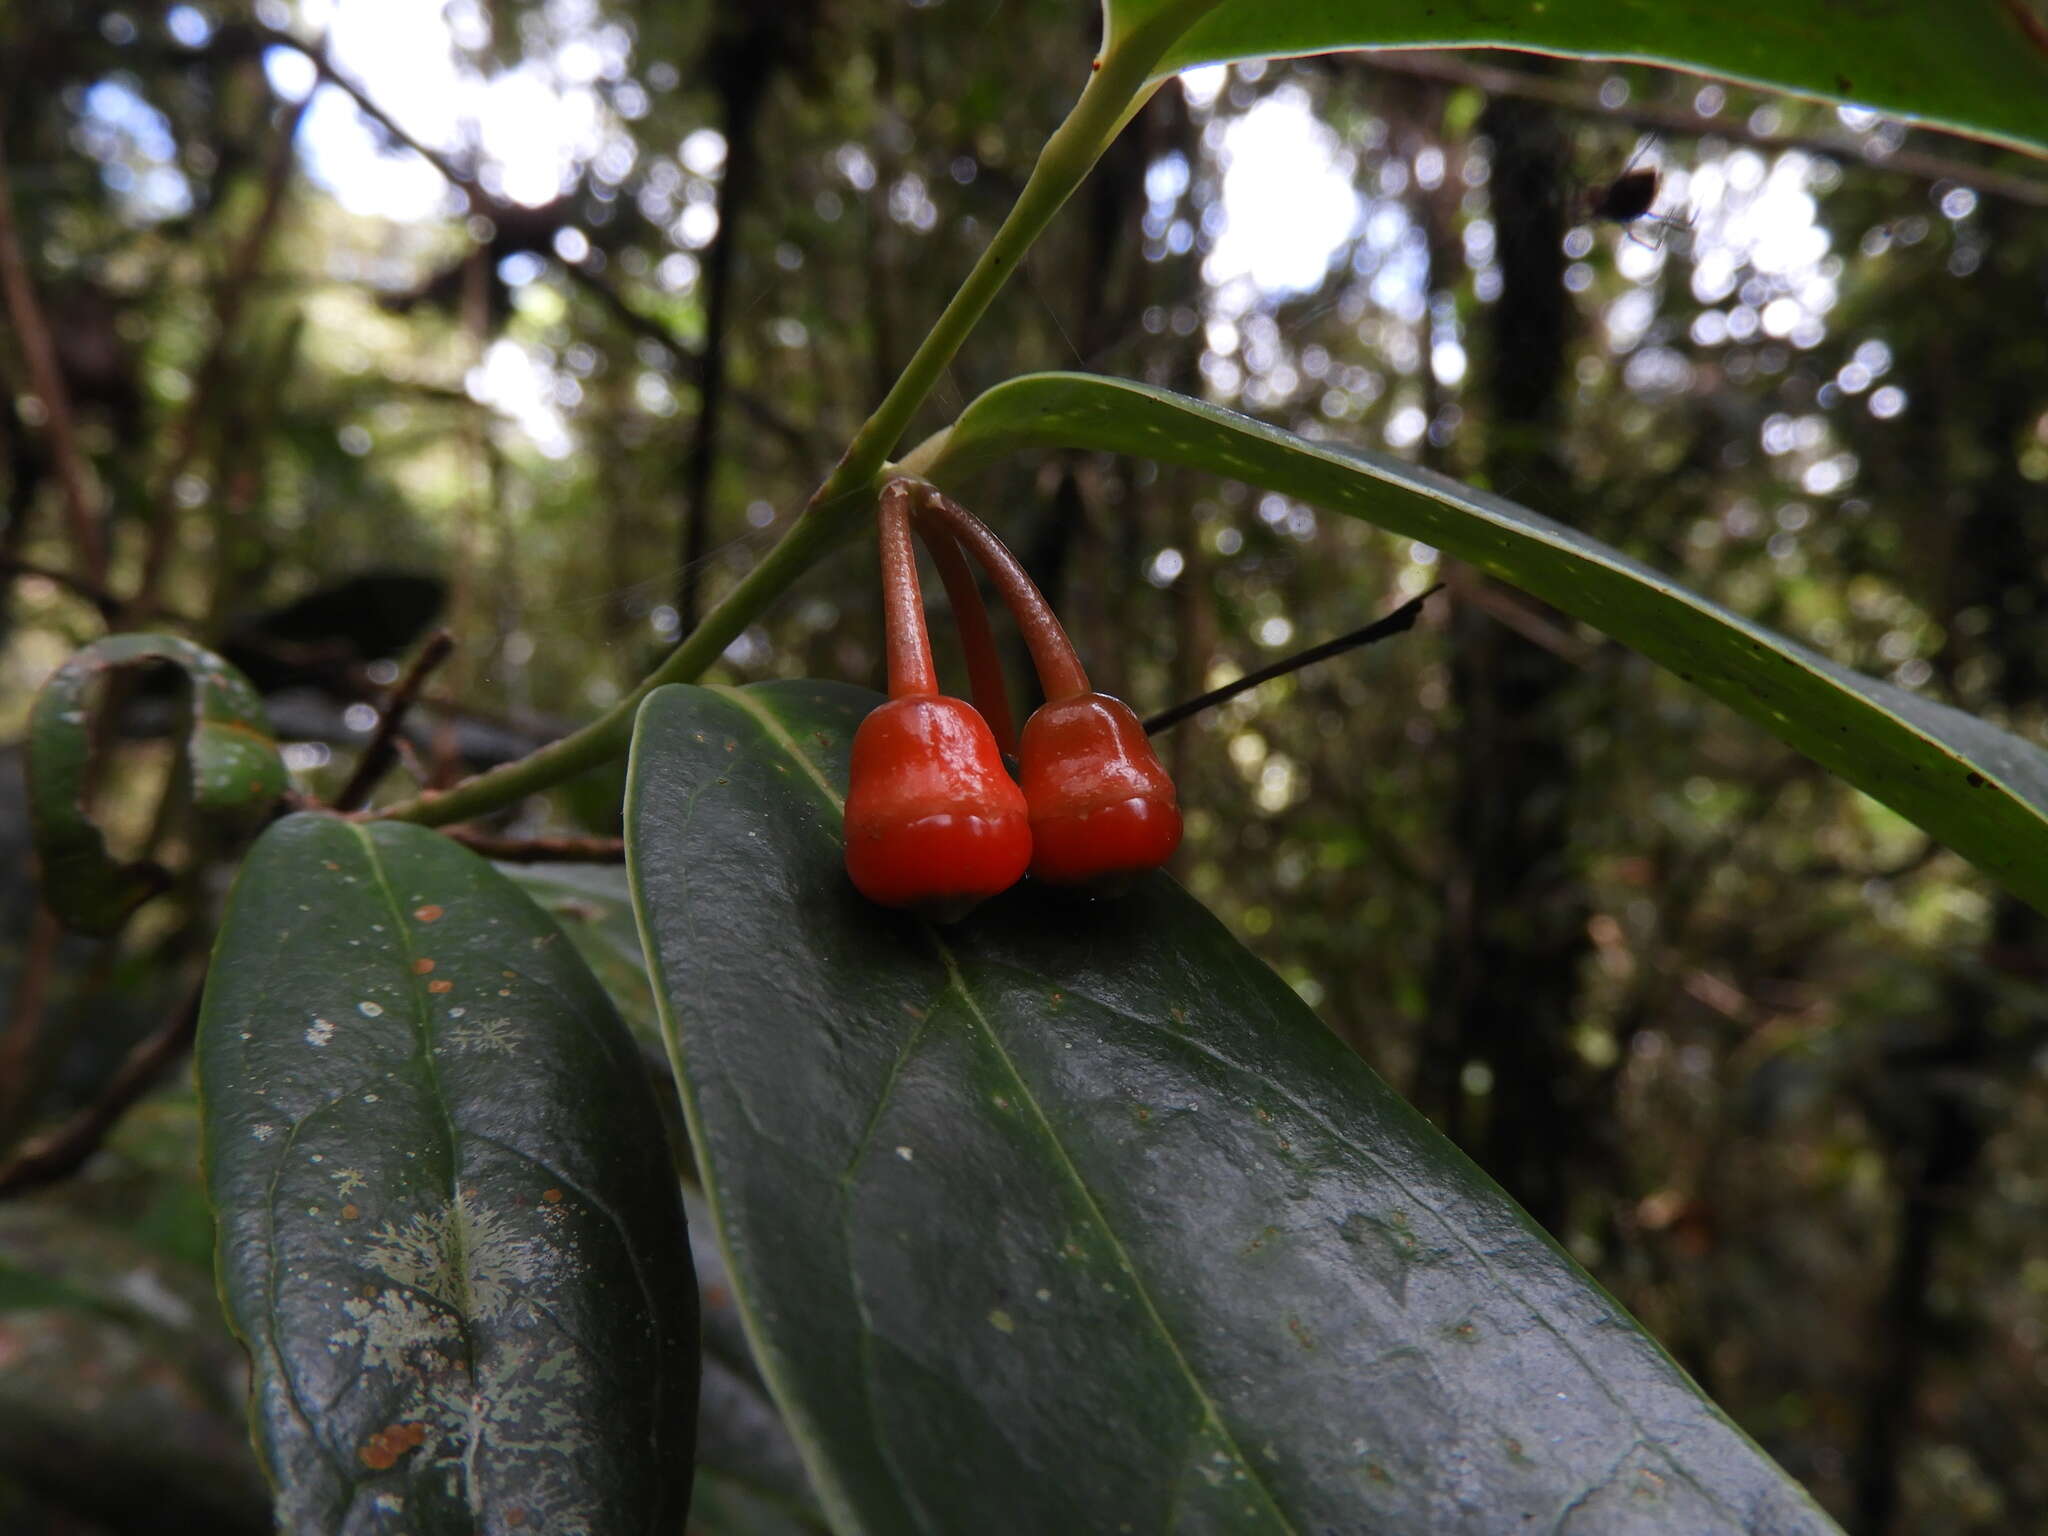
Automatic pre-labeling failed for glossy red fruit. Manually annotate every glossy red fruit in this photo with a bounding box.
[1018,692,1181,889]
[843,694,1031,921]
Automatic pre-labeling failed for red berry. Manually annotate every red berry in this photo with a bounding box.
[1018,692,1181,889]
[843,695,1031,921]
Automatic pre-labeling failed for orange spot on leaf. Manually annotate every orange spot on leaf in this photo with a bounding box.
[359,1421,426,1469]
[427,979,453,994]
[412,957,436,974]
[413,904,444,923]
[542,1188,564,1204]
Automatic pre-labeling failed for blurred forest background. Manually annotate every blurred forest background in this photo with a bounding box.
[2,1,2046,1532]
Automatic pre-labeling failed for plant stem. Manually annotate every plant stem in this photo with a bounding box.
[918,517,1019,756]
[371,484,870,827]
[805,6,1208,516]
[369,2,1220,827]
[903,479,1091,702]
[878,481,938,698]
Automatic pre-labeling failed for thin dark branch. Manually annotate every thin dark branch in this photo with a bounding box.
[1366,50,2048,210]
[331,629,456,812]
[0,979,204,1199]
[255,24,476,194]
[135,89,316,615]
[259,21,822,474]
[1144,585,1443,735]
[0,124,106,584]
[0,553,125,620]
[443,830,626,863]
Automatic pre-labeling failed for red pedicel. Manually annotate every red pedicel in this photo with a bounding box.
[897,479,1182,891]
[843,482,1030,921]
[1017,691,1181,889]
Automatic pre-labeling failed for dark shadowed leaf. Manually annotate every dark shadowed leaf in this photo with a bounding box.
[1103,0,2048,156]
[198,814,696,1533]
[910,373,2048,918]
[27,634,285,934]
[627,679,1840,1535]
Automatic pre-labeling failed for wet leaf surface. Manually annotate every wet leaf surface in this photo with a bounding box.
[199,815,696,1534]
[628,679,1841,1534]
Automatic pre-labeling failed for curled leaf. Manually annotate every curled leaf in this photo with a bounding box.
[27,633,286,934]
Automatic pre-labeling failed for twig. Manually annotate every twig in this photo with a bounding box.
[255,24,475,191]
[135,88,315,615]
[258,20,822,473]
[0,980,204,1199]
[0,124,106,584]
[443,830,626,863]
[1143,585,1443,734]
[1365,50,2048,211]
[0,554,125,620]
[331,630,455,812]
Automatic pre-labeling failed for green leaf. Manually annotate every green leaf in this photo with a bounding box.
[1103,0,2048,157]
[499,862,660,1043]
[27,633,286,934]
[627,679,1840,1534]
[686,1187,827,1529]
[198,814,697,1533]
[910,372,2048,917]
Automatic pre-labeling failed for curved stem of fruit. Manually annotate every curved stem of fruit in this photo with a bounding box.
[879,481,938,699]
[899,479,1090,703]
[916,518,1019,756]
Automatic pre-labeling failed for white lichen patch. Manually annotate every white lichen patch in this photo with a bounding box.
[366,1192,538,1315]
[358,1000,385,1018]
[448,1017,520,1056]
[323,1188,601,1530]
[333,1167,368,1196]
[252,1122,277,1141]
[305,1017,336,1047]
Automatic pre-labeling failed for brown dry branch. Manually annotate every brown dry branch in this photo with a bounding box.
[0,125,106,583]
[331,630,457,812]
[0,980,204,1199]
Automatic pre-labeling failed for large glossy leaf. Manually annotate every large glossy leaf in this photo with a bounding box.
[627,679,1840,1534]
[27,633,286,934]
[907,372,2048,918]
[1104,0,2048,157]
[198,814,696,1533]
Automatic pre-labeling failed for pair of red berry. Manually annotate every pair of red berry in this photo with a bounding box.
[843,479,1182,922]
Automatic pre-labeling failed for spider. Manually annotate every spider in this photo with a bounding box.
[1582,137,1695,249]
